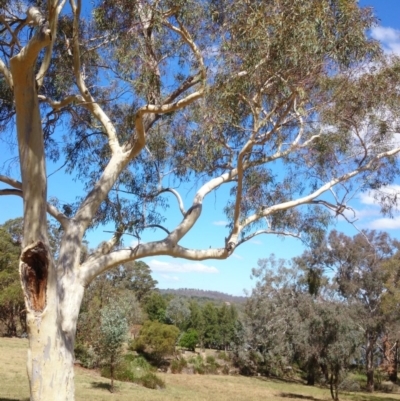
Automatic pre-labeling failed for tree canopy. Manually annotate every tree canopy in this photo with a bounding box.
[1,1,400,400]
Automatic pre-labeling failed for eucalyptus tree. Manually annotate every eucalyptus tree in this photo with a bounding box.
[1,0,400,400]
[312,230,398,392]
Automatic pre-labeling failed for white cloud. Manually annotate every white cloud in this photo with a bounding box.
[213,220,228,226]
[250,239,262,245]
[129,239,139,247]
[349,207,380,220]
[368,217,400,230]
[359,185,400,206]
[160,274,180,281]
[371,26,400,55]
[348,185,400,229]
[148,259,219,274]
[231,253,244,260]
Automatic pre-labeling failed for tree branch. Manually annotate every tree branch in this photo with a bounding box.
[0,188,22,197]
[237,229,301,246]
[80,240,228,285]
[70,0,121,154]
[0,185,69,228]
[158,188,186,215]
[38,94,84,111]
[0,58,13,89]
[240,146,400,234]
[0,175,22,189]
[36,0,68,88]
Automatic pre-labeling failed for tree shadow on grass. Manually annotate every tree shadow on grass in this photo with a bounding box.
[344,394,400,401]
[0,398,23,401]
[91,381,112,392]
[280,393,325,401]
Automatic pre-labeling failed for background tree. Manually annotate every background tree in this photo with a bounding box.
[179,328,199,352]
[379,249,400,382]
[218,303,239,351]
[98,301,129,393]
[165,297,190,331]
[76,267,143,368]
[144,291,168,323]
[202,302,220,349]
[187,300,206,349]
[0,221,24,336]
[108,261,157,303]
[1,1,400,399]
[134,320,180,363]
[237,254,363,395]
[323,230,397,392]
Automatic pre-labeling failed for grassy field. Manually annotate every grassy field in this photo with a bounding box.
[2,338,400,401]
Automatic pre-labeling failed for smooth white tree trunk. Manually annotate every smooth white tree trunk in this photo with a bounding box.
[23,252,84,401]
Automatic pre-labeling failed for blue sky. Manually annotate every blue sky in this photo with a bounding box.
[1,1,400,296]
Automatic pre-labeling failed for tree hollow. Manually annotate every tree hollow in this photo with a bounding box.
[21,241,48,312]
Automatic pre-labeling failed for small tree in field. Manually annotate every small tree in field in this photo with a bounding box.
[179,328,199,352]
[1,1,400,399]
[134,320,180,363]
[99,301,128,393]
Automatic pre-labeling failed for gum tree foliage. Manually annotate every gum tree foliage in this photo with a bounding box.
[105,260,158,303]
[0,0,400,399]
[238,256,362,398]
[315,230,398,392]
[98,301,129,393]
[75,268,142,368]
[165,296,190,330]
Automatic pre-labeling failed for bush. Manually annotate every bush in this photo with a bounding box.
[179,329,199,351]
[100,354,165,390]
[189,355,206,374]
[217,351,230,361]
[338,377,361,392]
[222,364,230,375]
[74,343,99,369]
[140,372,166,389]
[206,355,216,364]
[171,358,187,374]
[135,320,180,361]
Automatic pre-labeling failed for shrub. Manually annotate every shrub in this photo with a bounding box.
[135,320,180,361]
[222,364,230,375]
[100,354,165,390]
[217,351,230,361]
[140,372,166,389]
[74,343,99,369]
[171,358,187,374]
[179,329,199,351]
[190,355,206,374]
[206,355,216,364]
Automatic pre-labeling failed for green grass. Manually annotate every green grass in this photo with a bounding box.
[2,338,400,401]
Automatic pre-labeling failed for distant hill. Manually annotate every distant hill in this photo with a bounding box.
[159,288,247,304]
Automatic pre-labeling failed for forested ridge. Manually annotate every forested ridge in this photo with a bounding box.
[159,288,247,304]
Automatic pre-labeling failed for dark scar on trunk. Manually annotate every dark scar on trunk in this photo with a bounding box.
[21,241,48,312]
